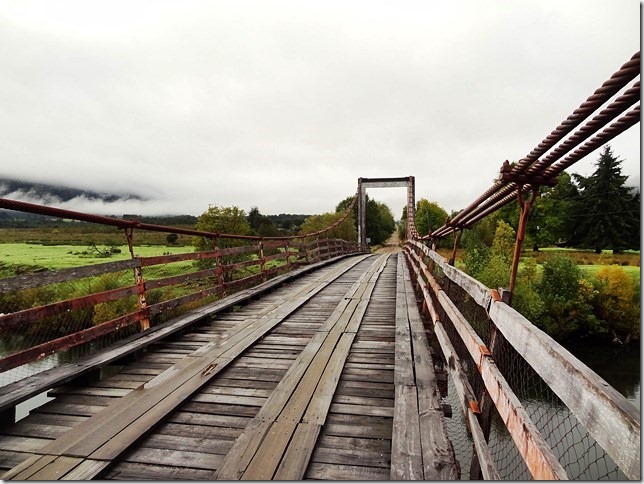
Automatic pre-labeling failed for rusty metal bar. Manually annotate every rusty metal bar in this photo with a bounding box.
[0,310,147,373]
[0,285,139,332]
[125,228,150,331]
[0,259,139,293]
[431,52,640,239]
[508,188,538,304]
[515,51,640,173]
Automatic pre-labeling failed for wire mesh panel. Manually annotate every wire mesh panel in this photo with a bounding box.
[405,240,638,480]
[0,264,139,386]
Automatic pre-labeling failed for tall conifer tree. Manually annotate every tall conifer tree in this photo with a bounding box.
[572,145,637,253]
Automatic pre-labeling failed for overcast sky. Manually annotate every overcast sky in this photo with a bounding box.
[0,0,640,218]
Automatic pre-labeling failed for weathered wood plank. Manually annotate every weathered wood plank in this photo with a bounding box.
[102,461,213,480]
[391,385,423,479]
[273,423,321,480]
[121,447,223,471]
[311,446,390,468]
[305,462,389,480]
[489,301,641,480]
[216,255,387,480]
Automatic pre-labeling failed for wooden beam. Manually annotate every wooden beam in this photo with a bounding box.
[489,302,640,480]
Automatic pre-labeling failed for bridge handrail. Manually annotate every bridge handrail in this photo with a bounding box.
[0,252,359,424]
[0,194,366,387]
[405,239,640,480]
[0,189,360,242]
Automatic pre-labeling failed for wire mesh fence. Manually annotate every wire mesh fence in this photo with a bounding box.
[406,240,636,480]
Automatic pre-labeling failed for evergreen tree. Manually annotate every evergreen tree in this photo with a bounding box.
[571,145,636,253]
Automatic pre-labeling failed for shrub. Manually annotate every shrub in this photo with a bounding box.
[592,265,640,343]
[535,255,599,341]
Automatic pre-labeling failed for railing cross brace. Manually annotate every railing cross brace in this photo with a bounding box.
[508,185,538,305]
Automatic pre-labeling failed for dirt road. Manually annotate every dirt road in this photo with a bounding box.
[374,230,402,254]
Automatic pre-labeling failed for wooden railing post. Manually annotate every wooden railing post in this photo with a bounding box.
[259,239,266,282]
[213,237,226,297]
[125,228,150,331]
[284,239,291,272]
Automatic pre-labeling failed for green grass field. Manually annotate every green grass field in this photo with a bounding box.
[0,243,191,274]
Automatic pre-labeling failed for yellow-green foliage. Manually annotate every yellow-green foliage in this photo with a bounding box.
[300,212,357,242]
[593,265,640,340]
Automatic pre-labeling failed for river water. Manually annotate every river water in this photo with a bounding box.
[570,343,640,410]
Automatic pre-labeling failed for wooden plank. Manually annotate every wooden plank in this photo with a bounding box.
[139,434,233,455]
[121,447,223,471]
[273,423,321,480]
[305,462,389,480]
[466,409,500,480]
[390,385,423,480]
[311,446,390,468]
[302,333,355,425]
[102,461,213,480]
[168,412,250,429]
[489,301,640,480]
[1,454,55,480]
[329,403,394,418]
[241,418,299,480]
[316,434,390,453]
[419,409,461,480]
[60,459,109,480]
[216,255,387,480]
[25,456,83,481]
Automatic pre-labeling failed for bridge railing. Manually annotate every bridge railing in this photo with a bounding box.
[0,200,364,388]
[404,239,639,481]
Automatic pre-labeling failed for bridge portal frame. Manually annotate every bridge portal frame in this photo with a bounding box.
[357,176,415,247]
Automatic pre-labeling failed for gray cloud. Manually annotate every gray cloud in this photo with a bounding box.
[0,0,639,217]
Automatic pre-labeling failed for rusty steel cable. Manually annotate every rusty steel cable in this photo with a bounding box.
[527,81,640,176]
[430,51,640,239]
[433,104,641,236]
[514,51,640,174]
[543,105,641,178]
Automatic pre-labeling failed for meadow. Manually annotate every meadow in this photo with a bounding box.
[437,246,640,283]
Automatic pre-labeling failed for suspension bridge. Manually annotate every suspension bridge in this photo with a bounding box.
[0,52,639,480]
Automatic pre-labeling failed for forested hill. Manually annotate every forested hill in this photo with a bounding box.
[0,178,310,231]
[0,177,144,204]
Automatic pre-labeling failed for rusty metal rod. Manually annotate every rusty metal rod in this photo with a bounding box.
[527,81,640,175]
[515,50,640,173]
[432,101,640,238]
[436,51,640,237]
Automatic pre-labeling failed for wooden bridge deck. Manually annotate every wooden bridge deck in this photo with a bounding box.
[0,253,458,480]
